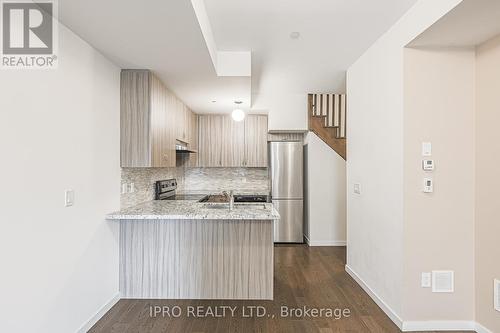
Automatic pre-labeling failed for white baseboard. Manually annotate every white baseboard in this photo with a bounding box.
[345,264,403,329]
[345,264,493,332]
[77,293,120,333]
[402,320,476,331]
[304,235,346,246]
[475,322,493,333]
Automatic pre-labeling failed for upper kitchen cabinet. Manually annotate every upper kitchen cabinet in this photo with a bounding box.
[198,114,268,167]
[198,115,224,167]
[222,115,245,167]
[120,69,197,167]
[244,115,268,167]
[173,100,187,143]
[185,111,199,167]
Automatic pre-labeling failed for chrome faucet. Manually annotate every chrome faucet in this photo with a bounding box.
[222,190,234,210]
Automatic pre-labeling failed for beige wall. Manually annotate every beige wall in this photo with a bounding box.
[475,34,500,332]
[346,0,463,323]
[348,0,500,329]
[403,47,475,321]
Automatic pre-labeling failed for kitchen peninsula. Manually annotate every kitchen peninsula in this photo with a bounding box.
[107,200,279,300]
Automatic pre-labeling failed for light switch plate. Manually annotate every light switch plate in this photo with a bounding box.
[422,142,432,156]
[354,183,361,194]
[423,178,433,193]
[65,189,74,207]
[421,272,431,288]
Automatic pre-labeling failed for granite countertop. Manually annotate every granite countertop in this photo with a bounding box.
[106,200,280,221]
[175,190,271,196]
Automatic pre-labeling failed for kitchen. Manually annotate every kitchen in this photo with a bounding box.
[4,0,500,332]
[0,0,369,331]
[109,69,305,300]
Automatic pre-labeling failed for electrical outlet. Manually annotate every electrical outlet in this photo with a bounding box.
[64,189,74,207]
[129,182,135,193]
[421,272,431,288]
[121,183,128,194]
[354,183,361,194]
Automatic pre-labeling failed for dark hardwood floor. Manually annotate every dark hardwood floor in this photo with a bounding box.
[89,245,471,333]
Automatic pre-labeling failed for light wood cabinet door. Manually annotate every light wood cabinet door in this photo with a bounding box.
[187,112,199,167]
[172,97,184,142]
[150,74,175,167]
[120,70,151,167]
[221,115,245,167]
[120,70,176,167]
[244,115,268,167]
[198,115,224,167]
[181,104,189,142]
[197,114,268,168]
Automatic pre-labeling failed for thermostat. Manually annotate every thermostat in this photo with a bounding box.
[422,160,434,171]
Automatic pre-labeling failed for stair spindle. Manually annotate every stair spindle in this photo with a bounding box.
[340,94,346,138]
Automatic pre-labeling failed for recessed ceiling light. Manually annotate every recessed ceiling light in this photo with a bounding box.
[290,31,300,39]
[232,109,245,122]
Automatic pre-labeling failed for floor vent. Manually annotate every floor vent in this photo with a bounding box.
[495,279,500,312]
[432,270,454,293]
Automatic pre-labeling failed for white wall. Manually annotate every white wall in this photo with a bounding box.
[346,0,462,325]
[252,93,308,131]
[0,23,121,333]
[403,47,475,322]
[304,133,346,246]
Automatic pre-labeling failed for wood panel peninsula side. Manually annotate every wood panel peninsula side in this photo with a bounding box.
[106,200,280,300]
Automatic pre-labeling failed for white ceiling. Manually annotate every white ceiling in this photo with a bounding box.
[59,0,418,114]
[409,0,500,47]
[204,0,419,95]
[58,0,250,114]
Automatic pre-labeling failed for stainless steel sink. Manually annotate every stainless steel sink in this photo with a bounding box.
[202,203,267,210]
[198,195,228,203]
[203,203,229,209]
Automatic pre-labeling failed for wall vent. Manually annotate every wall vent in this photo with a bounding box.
[495,279,500,312]
[432,270,454,293]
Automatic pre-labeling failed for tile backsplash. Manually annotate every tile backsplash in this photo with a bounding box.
[121,167,269,208]
[179,168,269,194]
[121,168,184,208]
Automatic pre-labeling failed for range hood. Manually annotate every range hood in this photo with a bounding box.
[175,141,197,154]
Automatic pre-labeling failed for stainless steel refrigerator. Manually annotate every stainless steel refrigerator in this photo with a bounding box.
[269,141,303,243]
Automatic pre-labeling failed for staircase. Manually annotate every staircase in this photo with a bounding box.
[308,93,347,160]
